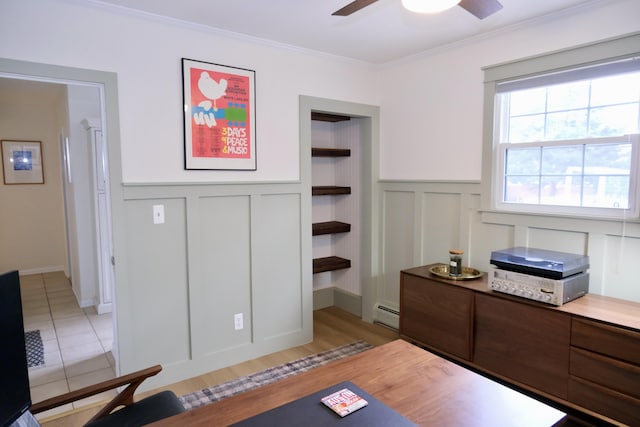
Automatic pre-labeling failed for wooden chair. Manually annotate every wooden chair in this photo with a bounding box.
[28,365,185,427]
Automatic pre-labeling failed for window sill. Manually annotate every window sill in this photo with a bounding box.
[480,209,640,236]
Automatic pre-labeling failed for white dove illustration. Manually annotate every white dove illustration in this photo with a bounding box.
[195,71,227,127]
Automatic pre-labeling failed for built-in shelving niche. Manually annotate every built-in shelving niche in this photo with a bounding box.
[311,111,355,275]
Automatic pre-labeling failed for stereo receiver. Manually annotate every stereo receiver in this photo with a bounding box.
[489,267,589,306]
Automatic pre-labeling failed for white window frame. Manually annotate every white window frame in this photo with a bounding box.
[481,32,640,221]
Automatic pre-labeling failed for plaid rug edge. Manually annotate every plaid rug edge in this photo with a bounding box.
[179,340,373,410]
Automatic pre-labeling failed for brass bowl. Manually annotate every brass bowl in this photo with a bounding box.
[429,264,483,281]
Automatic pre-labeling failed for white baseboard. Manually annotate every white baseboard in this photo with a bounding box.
[97,302,113,314]
[18,266,65,275]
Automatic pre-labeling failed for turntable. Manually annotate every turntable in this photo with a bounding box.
[490,247,589,279]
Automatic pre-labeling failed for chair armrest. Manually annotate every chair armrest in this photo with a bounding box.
[30,365,163,417]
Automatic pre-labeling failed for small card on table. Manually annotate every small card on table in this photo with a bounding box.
[321,387,368,417]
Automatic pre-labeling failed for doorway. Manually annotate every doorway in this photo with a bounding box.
[0,77,113,317]
[299,95,380,323]
[0,57,123,411]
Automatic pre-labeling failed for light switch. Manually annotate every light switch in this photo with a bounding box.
[152,204,165,224]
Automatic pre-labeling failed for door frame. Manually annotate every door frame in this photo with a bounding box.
[299,95,380,322]
[0,57,125,372]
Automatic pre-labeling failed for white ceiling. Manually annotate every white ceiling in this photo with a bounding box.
[93,0,600,64]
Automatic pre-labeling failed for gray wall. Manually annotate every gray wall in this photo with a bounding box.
[117,182,312,387]
[375,180,640,327]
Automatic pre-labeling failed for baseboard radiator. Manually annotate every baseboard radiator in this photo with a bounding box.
[373,304,399,330]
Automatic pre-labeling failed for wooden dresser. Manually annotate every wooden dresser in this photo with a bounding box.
[400,264,640,427]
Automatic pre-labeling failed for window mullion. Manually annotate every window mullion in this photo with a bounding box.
[538,146,543,205]
[587,80,593,137]
[580,144,586,207]
[543,88,549,140]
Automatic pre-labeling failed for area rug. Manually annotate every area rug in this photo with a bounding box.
[25,330,45,368]
[180,340,373,410]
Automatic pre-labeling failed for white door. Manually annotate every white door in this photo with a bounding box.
[87,122,114,314]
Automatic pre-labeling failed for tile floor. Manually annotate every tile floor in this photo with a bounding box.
[20,271,115,419]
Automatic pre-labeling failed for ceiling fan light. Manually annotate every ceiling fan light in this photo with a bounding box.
[402,0,461,14]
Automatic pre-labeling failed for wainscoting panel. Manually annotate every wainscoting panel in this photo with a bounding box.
[119,183,310,389]
[380,190,415,311]
[252,193,307,341]
[528,228,588,256]
[122,197,191,369]
[421,192,462,264]
[194,195,252,356]
[375,180,640,328]
[466,193,516,268]
[468,218,515,269]
[602,234,640,301]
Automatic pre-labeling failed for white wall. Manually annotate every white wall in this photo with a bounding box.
[0,0,378,184]
[378,0,640,180]
[2,0,637,250]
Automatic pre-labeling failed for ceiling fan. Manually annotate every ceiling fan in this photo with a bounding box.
[332,0,503,19]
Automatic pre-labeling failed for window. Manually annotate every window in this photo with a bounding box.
[482,35,640,220]
[497,66,640,215]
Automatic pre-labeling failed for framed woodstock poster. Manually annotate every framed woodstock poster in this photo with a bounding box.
[1,140,44,184]
[182,58,256,170]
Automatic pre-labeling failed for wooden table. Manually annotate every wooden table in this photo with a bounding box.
[151,340,567,426]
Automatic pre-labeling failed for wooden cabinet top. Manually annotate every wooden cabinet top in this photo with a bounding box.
[402,264,490,293]
[402,264,640,332]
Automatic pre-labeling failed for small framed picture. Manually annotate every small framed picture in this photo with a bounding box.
[182,58,257,170]
[1,140,44,184]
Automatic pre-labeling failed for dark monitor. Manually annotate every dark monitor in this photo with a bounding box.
[0,270,32,427]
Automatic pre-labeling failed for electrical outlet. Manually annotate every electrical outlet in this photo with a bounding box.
[234,313,243,330]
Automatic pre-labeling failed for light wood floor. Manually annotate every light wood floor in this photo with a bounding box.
[40,306,399,427]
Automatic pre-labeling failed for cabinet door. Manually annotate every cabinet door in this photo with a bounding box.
[400,274,473,360]
[474,293,571,399]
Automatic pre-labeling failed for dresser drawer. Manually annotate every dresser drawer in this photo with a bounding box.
[571,318,640,365]
[569,376,640,427]
[570,347,640,400]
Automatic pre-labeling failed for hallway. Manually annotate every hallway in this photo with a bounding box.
[20,271,115,419]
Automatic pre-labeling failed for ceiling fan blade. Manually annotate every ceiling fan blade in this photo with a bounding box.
[332,0,379,16]
[458,0,503,19]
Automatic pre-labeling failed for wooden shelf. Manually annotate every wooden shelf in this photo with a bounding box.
[313,256,351,274]
[312,221,351,236]
[311,112,350,122]
[312,186,351,196]
[311,112,354,278]
[311,147,351,157]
